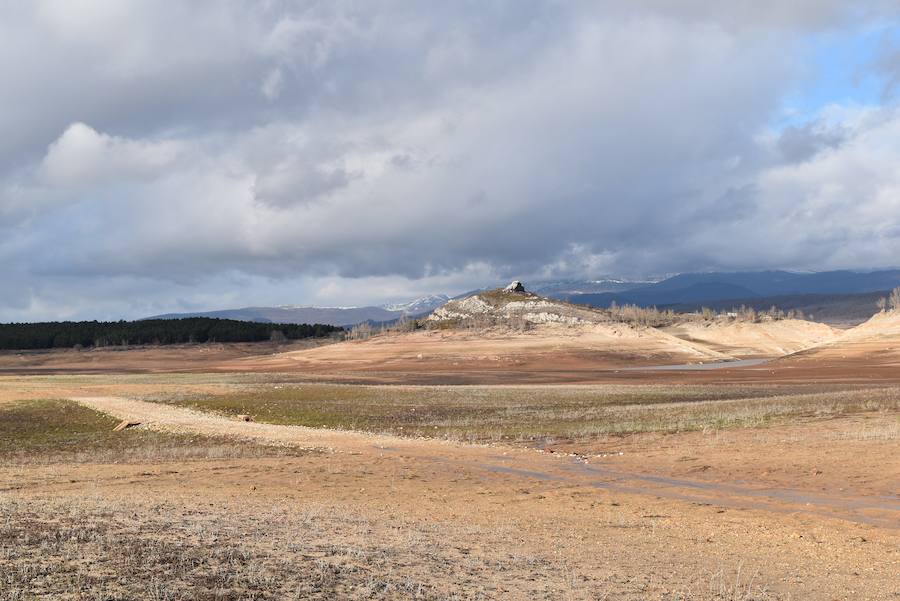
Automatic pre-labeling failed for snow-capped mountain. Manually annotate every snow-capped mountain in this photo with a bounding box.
[530,279,655,298]
[382,294,450,315]
[147,294,451,327]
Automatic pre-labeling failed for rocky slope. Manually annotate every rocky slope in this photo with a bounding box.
[427,285,609,327]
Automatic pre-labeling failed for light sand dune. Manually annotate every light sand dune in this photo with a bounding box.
[663,318,839,357]
[831,310,900,341]
[8,312,900,384]
[228,322,735,375]
[788,311,900,362]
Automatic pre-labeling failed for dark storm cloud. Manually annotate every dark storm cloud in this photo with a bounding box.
[776,122,848,162]
[1,1,900,320]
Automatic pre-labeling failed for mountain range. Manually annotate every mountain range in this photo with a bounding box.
[147,295,450,327]
[147,269,900,327]
[565,269,900,324]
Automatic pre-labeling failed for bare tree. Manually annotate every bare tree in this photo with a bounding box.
[890,287,900,312]
[348,322,373,340]
[388,315,417,333]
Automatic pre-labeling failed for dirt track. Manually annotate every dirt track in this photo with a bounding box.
[70,397,900,530]
[72,396,382,452]
[3,390,897,598]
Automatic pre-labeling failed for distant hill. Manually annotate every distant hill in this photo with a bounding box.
[146,270,900,327]
[382,294,450,314]
[566,269,900,323]
[149,306,399,327]
[663,290,889,326]
[530,279,652,298]
[569,282,759,308]
[451,278,651,302]
[636,269,900,296]
[147,295,450,327]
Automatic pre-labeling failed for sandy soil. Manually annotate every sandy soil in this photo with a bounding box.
[290,312,900,385]
[232,324,734,373]
[3,394,898,599]
[64,396,900,529]
[3,315,900,386]
[787,311,900,363]
[4,317,892,385]
[662,319,839,357]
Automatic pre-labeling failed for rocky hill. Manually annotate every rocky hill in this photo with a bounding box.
[427,282,609,327]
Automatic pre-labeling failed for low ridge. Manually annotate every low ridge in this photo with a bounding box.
[427,281,613,327]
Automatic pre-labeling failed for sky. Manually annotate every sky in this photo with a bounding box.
[3,1,900,320]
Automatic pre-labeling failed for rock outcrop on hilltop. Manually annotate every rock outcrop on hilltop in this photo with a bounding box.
[427,284,606,327]
[426,285,840,359]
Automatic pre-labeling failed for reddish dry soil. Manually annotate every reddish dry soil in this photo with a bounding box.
[2,321,899,597]
[3,339,900,386]
[3,399,897,600]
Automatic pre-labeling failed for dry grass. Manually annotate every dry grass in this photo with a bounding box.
[825,420,900,441]
[0,399,314,464]
[0,495,777,601]
[0,496,567,601]
[163,383,900,443]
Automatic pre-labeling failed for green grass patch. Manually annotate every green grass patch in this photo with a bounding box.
[0,399,123,456]
[0,399,312,463]
[167,383,900,443]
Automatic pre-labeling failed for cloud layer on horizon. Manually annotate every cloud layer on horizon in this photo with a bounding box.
[3,1,900,320]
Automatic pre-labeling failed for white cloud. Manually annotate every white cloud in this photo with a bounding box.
[261,67,284,101]
[0,2,899,319]
[752,107,900,266]
[36,0,137,39]
[40,123,181,187]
